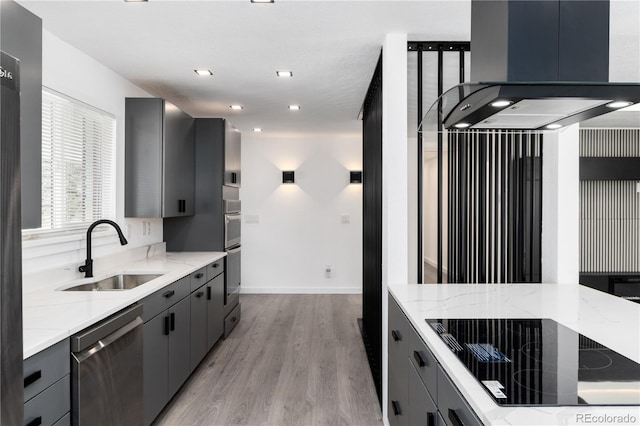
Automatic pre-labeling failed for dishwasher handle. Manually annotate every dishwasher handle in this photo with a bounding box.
[72,316,143,364]
[71,304,143,352]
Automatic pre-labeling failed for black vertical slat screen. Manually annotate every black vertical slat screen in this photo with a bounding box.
[447,130,543,283]
[361,53,383,406]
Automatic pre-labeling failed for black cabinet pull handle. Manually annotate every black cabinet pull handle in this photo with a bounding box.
[231,172,237,184]
[195,273,204,279]
[448,409,464,426]
[231,316,236,323]
[391,400,401,416]
[212,263,219,268]
[170,312,176,331]
[26,416,42,426]
[24,370,41,388]
[391,330,401,342]
[207,286,212,300]
[413,350,427,368]
[196,291,204,298]
[164,316,170,336]
[163,290,175,298]
[178,199,186,213]
[427,412,435,426]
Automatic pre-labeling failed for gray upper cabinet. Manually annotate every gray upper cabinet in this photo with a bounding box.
[125,98,195,218]
[1,1,42,229]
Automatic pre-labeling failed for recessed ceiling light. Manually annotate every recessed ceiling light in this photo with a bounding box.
[546,123,562,129]
[124,0,147,2]
[253,128,263,132]
[194,69,213,76]
[454,122,470,129]
[230,105,243,110]
[490,100,512,108]
[277,71,293,78]
[251,0,274,3]
[288,105,300,110]
[606,101,632,109]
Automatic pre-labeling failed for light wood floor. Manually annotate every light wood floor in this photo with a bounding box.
[154,294,383,426]
[424,262,448,284]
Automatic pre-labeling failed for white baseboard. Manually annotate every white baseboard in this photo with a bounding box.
[240,286,362,295]
[424,257,448,274]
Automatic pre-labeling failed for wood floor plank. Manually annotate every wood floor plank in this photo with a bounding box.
[155,294,382,426]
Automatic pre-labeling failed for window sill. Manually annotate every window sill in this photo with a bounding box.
[22,227,119,249]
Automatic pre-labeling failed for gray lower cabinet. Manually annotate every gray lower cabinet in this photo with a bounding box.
[23,339,70,426]
[408,361,440,426]
[388,293,483,426]
[143,288,191,426]
[206,273,224,350]
[190,284,208,371]
[437,365,483,426]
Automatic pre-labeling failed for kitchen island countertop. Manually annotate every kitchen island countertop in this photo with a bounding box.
[23,251,226,359]
[388,283,640,425]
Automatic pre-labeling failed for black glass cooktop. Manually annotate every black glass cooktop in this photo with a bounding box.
[427,318,640,406]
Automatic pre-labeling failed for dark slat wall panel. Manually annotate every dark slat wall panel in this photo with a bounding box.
[361,54,383,406]
[448,130,542,283]
[580,129,640,273]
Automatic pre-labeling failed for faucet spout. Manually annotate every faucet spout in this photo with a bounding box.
[79,219,128,278]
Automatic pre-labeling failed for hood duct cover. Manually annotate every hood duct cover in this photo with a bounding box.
[421,0,640,131]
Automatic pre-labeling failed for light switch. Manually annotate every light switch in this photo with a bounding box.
[341,214,351,224]
[245,215,260,224]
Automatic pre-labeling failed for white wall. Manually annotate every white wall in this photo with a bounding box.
[542,124,580,284]
[381,33,408,426]
[610,0,640,82]
[423,152,448,276]
[22,30,161,280]
[240,132,362,294]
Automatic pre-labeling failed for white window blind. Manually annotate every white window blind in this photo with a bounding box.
[40,88,115,232]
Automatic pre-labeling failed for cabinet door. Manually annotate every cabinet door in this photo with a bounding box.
[190,288,207,372]
[163,101,195,217]
[168,296,191,397]
[387,364,408,426]
[143,314,169,426]
[206,274,225,350]
[408,361,438,426]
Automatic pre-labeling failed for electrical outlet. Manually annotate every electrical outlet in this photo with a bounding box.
[245,215,260,224]
[325,265,332,278]
[340,214,351,224]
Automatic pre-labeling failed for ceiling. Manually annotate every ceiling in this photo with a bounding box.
[17,0,471,138]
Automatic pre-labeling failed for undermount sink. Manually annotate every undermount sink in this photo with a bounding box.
[62,273,163,291]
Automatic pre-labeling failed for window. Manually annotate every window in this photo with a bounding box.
[39,88,115,232]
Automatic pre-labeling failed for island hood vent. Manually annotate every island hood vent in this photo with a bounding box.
[420,0,640,132]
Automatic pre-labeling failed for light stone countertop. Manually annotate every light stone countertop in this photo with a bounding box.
[388,283,640,426]
[23,251,226,359]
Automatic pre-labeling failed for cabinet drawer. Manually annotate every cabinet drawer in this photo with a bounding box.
[388,295,408,371]
[24,375,70,426]
[408,360,439,426]
[387,363,408,426]
[408,323,438,400]
[190,267,207,292]
[142,275,190,322]
[437,366,483,426]
[52,413,70,426]
[206,259,224,281]
[24,339,70,402]
[223,303,241,338]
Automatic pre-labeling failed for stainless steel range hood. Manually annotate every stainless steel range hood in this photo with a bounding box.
[420,81,640,132]
[420,0,640,131]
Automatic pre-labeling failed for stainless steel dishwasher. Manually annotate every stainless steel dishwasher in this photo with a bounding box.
[71,304,143,426]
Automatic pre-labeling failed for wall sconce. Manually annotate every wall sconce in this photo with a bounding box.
[350,171,362,184]
[282,171,295,184]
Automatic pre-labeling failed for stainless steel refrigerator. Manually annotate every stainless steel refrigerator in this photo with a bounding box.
[0,49,24,425]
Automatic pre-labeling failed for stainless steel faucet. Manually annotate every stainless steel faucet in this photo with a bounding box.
[79,219,128,278]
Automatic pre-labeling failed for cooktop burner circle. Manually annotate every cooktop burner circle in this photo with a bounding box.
[520,342,613,370]
[512,369,578,397]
